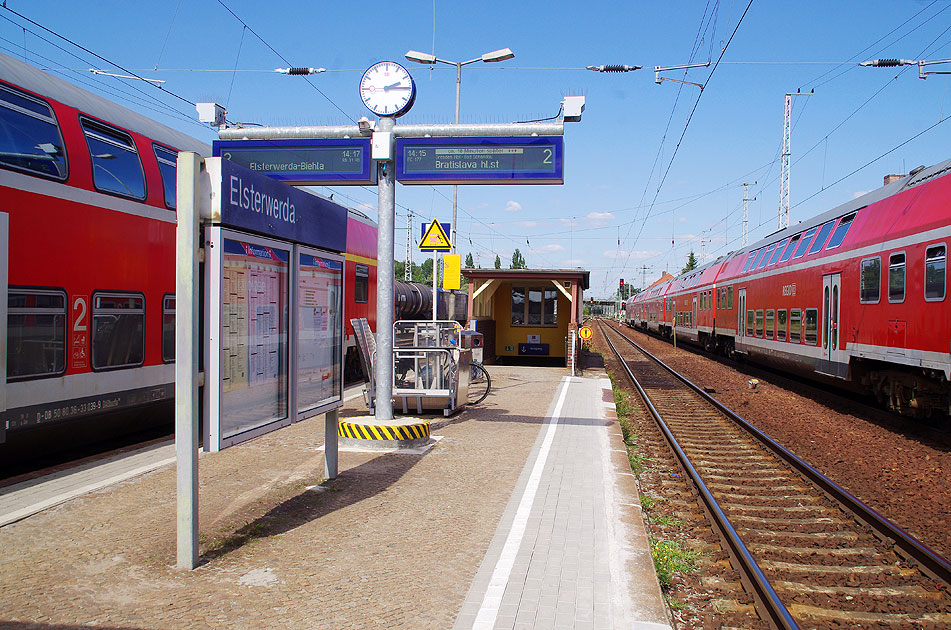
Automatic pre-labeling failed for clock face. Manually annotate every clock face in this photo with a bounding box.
[359,61,416,117]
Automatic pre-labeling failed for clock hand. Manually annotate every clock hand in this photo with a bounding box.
[383,82,412,91]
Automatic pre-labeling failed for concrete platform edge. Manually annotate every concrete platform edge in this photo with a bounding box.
[596,376,673,630]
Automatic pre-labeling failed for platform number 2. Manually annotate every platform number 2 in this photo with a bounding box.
[71,296,90,368]
[73,296,88,332]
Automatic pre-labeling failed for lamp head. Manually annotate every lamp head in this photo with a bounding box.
[405,50,437,65]
[482,48,514,63]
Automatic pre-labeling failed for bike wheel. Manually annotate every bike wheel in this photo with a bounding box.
[468,362,491,405]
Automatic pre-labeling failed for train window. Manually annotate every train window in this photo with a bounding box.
[0,84,68,179]
[751,248,767,270]
[742,251,758,272]
[779,234,800,263]
[765,310,775,339]
[755,310,764,337]
[757,244,776,269]
[808,221,835,255]
[925,245,946,301]
[777,310,787,341]
[804,308,819,345]
[153,144,178,210]
[888,253,906,303]
[860,257,881,303]
[6,288,67,380]
[354,264,369,304]
[825,213,855,250]
[789,309,802,342]
[162,294,175,362]
[746,310,754,336]
[91,292,145,369]
[80,117,146,200]
[793,227,817,259]
[728,286,733,309]
[768,238,789,265]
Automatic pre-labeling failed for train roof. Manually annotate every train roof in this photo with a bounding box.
[0,50,209,155]
[731,156,951,259]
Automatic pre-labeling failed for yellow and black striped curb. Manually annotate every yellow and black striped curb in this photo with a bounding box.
[338,420,430,442]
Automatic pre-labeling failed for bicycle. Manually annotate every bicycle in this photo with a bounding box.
[468,361,491,405]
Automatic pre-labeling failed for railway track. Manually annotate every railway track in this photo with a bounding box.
[598,321,951,629]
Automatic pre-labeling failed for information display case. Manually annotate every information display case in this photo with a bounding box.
[202,158,347,452]
[294,248,344,418]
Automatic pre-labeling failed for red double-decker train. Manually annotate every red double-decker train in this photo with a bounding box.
[0,51,391,446]
[627,160,951,418]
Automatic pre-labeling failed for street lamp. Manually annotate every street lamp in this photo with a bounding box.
[405,47,515,254]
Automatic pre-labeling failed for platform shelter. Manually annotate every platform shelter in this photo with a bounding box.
[463,268,590,367]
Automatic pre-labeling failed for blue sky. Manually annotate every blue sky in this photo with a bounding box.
[3,1,951,297]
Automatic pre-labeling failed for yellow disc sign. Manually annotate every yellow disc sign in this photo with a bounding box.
[579,326,593,340]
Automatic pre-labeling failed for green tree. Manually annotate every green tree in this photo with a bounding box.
[494,254,502,269]
[510,248,527,269]
[681,250,698,275]
[465,252,474,268]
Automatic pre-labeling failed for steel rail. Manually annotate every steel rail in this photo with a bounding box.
[597,321,799,630]
[609,321,951,585]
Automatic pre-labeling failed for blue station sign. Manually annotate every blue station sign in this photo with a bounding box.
[213,138,374,185]
[209,158,347,253]
[395,136,564,185]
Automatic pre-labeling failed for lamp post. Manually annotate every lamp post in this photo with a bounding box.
[404,48,515,255]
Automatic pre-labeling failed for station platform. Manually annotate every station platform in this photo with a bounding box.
[0,366,671,630]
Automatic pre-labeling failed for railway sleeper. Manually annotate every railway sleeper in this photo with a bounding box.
[789,603,951,627]
[772,580,944,599]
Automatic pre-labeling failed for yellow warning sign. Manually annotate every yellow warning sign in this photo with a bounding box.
[419,219,452,251]
[579,326,593,340]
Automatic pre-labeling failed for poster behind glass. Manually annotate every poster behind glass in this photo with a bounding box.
[221,238,289,438]
[297,252,343,414]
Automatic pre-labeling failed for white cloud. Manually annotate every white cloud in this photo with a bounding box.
[536,244,565,253]
[505,200,523,212]
[603,249,659,260]
[586,211,614,225]
[559,218,579,227]
[515,220,539,228]
[563,259,586,266]
[852,189,872,199]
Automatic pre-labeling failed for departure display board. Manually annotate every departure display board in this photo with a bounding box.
[213,138,374,185]
[395,136,563,185]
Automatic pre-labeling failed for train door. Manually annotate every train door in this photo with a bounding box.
[820,273,845,377]
[0,211,7,443]
[737,289,746,338]
[692,296,697,328]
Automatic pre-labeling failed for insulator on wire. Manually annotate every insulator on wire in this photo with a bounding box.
[586,64,641,73]
[275,67,326,75]
[860,59,914,68]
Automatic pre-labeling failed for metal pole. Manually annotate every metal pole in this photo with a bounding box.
[324,409,338,479]
[175,152,201,570]
[374,116,396,422]
[433,250,438,321]
[448,62,462,321]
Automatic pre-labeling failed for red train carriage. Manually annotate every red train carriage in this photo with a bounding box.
[0,51,209,443]
[343,208,378,379]
[0,52,384,445]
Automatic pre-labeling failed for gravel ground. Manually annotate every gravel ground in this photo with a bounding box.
[591,320,951,629]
